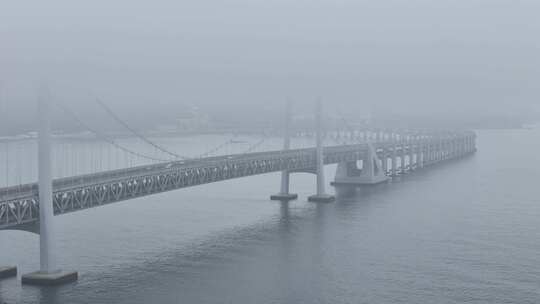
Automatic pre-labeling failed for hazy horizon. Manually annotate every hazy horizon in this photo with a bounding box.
[1,0,539,133]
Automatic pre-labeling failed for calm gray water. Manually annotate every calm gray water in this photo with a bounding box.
[1,129,540,303]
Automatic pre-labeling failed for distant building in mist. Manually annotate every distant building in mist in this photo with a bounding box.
[290,112,371,131]
[176,106,211,132]
[152,106,212,134]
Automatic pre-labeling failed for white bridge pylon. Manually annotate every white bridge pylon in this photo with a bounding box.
[270,100,298,201]
[307,100,336,203]
[20,87,79,286]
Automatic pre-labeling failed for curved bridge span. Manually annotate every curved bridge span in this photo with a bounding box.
[0,132,476,233]
[0,96,480,286]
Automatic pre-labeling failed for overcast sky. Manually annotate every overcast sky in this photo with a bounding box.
[0,0,538,131]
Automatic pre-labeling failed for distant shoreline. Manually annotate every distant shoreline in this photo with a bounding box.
[0,123,537,143]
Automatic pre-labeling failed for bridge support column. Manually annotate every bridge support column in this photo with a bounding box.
[22,88,78,286]
[308,101,335,203]
[271,101,298,201]
[428,142,434,165]
[391,144,398,177]
[449,139,455,159]
[434,143,438,161]
[423,143,429,166]
[382,153,388,176]
[471,134,477,153]
[436,140,442,162]
[440,141,445,161]
[418,138,424,169]
[331,143,390,186]
[443,140,448,160]
[409,139,415,171]
[434,141,438,163]
[270,171,298,201]
[400,142,406,174]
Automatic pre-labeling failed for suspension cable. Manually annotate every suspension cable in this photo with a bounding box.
[199,139,233,158]
[95,96,262,160]
[56,101,171,163]
[243,137,266,154]
[94,97,188,159]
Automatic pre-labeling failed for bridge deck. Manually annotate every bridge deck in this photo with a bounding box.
[0,135,475,231]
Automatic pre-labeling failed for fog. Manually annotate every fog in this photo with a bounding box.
[1,0,539,133]
[3,2,540,301]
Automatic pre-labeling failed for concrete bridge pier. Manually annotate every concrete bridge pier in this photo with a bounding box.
[418,140,425,169]
[391,144,398,177]
[423,143,429,166]
[460,138,466,156]
[428,140,433,161]
[471,135,477,153]
[382,152,389,176]
[400,142,407,174]
[270,171,298,201]
[308,101,335,203]
[433,141,439,163]
[434,141,439,161]
[21,88,78,286]
[409,139,416,171]
[440,144,444,161]
[429,142,435,165]
[271,101,298,201]
[436,143,441,161]
[331,143,390,186]
[441,141,446,161]
[430,141,436,163]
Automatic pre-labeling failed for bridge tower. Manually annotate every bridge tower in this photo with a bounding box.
[308,101,335,203]
[271,101,298,201]
[21,87,78,286]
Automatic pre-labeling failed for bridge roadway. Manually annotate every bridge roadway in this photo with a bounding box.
[0,133,475,232]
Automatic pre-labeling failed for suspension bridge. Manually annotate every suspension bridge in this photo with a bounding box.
[0,95,476,285]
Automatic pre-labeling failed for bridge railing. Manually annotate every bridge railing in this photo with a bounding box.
[0,131,475,205]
